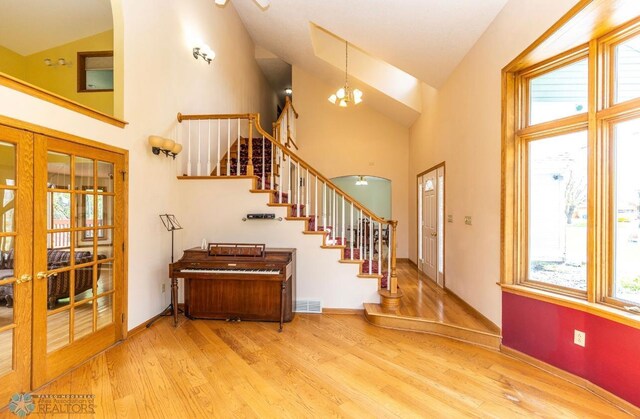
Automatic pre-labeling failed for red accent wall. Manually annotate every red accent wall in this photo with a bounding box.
[502,292,640,407]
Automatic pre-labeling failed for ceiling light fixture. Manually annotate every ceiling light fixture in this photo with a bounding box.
[215,0,270,8]
[355,176,368,186]
[328,41,363,108]
[284,87,292,95]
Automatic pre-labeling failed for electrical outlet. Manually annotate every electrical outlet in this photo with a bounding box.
[464,216,472,226]
[447,215,453,223]
[574,330,586,347]
[161,283,166,293]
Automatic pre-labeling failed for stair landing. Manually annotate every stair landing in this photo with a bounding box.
[364,260,501,349]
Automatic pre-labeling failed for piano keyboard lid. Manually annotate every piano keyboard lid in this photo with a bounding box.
[208,243,265,258]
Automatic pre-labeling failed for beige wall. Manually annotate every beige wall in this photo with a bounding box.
[0,0,276,329]
[408,0,580,326]
[293,66,410,257]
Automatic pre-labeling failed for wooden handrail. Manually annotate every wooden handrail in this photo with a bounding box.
[177,112,253,122]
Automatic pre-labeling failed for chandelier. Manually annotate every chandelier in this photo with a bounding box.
[328,41,363,107]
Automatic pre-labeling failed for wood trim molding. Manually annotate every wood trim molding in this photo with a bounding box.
[0,72,127,128]
[501,284,640,329]
[0,115,127,155]
[501,346,640,417]
[322,308,365,315]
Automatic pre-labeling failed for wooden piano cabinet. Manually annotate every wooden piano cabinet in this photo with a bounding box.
[184,275,294,322]
[175,247,296,331]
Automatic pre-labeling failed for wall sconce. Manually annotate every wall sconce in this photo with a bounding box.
[44,58,70,67]
[284,88,293,95]
[149,135,182,159]
[193,47,215,64]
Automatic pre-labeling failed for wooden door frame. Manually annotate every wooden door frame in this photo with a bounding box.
[416,162,446,287]
[0,115,129,386]
[0,124,34,402]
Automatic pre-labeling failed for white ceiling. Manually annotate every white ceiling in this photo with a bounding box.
[232,0,509,125]
[0,0,113,56]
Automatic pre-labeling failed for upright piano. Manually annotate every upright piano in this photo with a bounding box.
[169,243,296,331]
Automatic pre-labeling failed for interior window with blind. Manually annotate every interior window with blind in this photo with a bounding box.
[78,51,114,92]
[529,59,588,126]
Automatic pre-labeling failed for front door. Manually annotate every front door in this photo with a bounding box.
[422,171,438,281]
[0,126,33,403]
[32,135,125,387]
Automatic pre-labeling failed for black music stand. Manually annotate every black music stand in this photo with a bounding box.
[146,214,183,328]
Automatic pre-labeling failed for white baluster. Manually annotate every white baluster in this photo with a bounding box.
[332,189,336,242]
[207,120,211,176]
[217,119,221,176]
[261,135,265,189]
[322,182,326,231]
[296,161,302,217]
[226,119,230,176]
[387,224,392,291]
[378,221,382,275]
[350,202,354,260]
[278,148,283,203]
[305,168,310,217]
[269,141,274,191]
[341,194,345,246]
[187,120,192,176]
[369,216,373,274]
[237,118,240,176]
[314,175,318,231]
[287,153,291,204]
[358,209,363,252]
[197,120,202,176]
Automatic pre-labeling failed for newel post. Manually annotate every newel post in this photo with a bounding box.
[389,220,399,294]
[247,115,254,176]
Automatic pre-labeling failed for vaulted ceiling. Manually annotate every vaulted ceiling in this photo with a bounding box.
[233,0,509,125]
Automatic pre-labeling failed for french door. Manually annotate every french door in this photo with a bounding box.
[0,125,33,403]
[0,125,126,396]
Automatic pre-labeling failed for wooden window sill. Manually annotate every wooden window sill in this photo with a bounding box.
[500,283,640,330]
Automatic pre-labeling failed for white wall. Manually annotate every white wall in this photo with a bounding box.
[177,178,380,308]
[293,66,410,258]
[0,0,277,329]
[407,0,579,326]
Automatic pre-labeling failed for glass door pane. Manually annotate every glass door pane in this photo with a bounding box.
[0,128,33,405]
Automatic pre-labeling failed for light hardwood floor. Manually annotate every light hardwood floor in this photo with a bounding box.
[365,261,502,348]
[1,313,632,418]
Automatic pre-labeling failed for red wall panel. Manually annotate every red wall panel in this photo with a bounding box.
[502,292,640,407]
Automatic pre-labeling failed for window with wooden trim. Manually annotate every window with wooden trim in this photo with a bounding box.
[503,17,640,316]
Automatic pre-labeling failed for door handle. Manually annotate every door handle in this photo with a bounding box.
[431,232,437,237]
[36,271,58,280]
[16,274,32,284]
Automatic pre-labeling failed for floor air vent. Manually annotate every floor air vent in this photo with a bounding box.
[295,299,322,313]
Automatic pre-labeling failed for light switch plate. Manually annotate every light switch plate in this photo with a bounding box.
[464,216,472,225]
[447,215,453,223]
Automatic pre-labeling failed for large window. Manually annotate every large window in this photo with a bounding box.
[503,18,640,318]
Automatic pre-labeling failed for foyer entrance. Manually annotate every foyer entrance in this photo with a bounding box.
[417,164,444,287]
